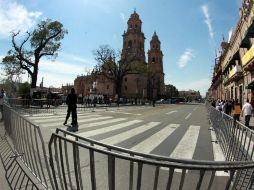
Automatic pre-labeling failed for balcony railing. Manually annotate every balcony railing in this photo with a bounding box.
[229,65,243,78]
[242,44,254,66]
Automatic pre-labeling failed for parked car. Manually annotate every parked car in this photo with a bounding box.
[156,99,165,104]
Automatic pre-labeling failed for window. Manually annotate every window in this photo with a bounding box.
[152,58,155,63]
[125,78,127,82]
[125,86,127,90]
[128,40,132,48]
[107,85,109,89]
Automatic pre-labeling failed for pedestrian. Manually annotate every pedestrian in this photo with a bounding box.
[241,99,253,128]
[223,100,230,115]
[232,99,241,123]
[0,89,6,120]
[216,99,221,111]
[63,88,78,131]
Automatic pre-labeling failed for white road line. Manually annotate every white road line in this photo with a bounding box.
[166,111,178,115]
[31,114,101,123]
[210,128,225,161]
[40,116,113,127]
[210,127,229,176]
[170,125,200,159]
[131,124,180,153]
[100,122,160,145]
[78,118,127,129]
[27,113,94,119]
[109,111,142,116]
[185,113,191,120]
[77,120,143,138]
[193,106,199,111]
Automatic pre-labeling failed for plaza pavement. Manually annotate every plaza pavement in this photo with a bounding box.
[0,120,11,190]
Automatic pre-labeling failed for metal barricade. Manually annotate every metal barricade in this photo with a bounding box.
[2,103,54,189]
[6,98,151,116]
[47,128,254,190]
[207,103,254,189]
[2,101,254,189]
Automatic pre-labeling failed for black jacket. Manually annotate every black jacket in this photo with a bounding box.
[66,93,77,108]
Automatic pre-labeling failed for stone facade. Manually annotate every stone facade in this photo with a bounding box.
[74,11,165,99]
[209,0,254,106]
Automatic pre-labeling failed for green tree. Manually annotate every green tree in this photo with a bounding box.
[93,45,146,99]
[1,19,68,88]
[165,84,179,98]
[18,82,31,97]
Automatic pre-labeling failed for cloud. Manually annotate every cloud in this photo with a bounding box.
[60,53,96,65]
[178,49,195,68]
[228,28,234,42]
[201,5,214,39]
[0,0,42,38]
[120,12,126,23]
[39,59,89,75]
[37,72,75,87]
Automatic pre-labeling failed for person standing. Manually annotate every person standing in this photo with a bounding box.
[241,99,253,128]
[0,89,6,120]
[63,88,78,130]
[232,99,241,123]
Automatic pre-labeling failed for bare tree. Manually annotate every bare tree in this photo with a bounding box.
[93,45,146,98]
[1,19,68,88]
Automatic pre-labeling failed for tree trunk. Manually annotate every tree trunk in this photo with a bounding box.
[31,65,38,88]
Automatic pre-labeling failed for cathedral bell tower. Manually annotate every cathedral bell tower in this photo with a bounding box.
[121,10,146,63]
[121,10,147,98]
[148,32,165,98]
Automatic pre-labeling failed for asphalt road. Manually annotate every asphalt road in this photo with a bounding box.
[23,103,232,189]
[27,103,224,161]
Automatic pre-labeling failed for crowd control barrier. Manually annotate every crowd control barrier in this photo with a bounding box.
[0,102,254,189]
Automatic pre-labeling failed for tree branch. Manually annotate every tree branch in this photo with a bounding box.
[39,52,54,59]
[11,32,34,67]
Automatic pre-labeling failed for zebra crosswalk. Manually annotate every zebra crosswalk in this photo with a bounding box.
[26,112,225,163]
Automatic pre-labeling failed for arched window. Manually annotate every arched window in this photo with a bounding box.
[152,58,155,63]
[128,40,132,48]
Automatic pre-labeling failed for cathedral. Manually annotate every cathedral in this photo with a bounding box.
[74,10,165,100]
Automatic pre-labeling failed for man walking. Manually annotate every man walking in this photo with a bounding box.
[241,99,253,128]
[232,99,241,123]
[63,88,78,131]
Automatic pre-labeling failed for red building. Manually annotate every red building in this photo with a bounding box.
[74,11,165,100]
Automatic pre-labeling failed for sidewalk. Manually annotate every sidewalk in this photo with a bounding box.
[0,120,11,190]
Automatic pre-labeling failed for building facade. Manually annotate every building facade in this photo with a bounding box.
[209,0,254,106]
[74,11,165,100]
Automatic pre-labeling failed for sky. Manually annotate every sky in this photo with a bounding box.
[0,0,242,96]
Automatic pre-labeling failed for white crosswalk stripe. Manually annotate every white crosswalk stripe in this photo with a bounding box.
[30,114,101,123]
[131,124,180,153]
[77,120,142,138]
[26,112,226,175]
[78,118,127,130]
[39,116,113,128]
[170,125,200,159]
[100,122,160,145]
